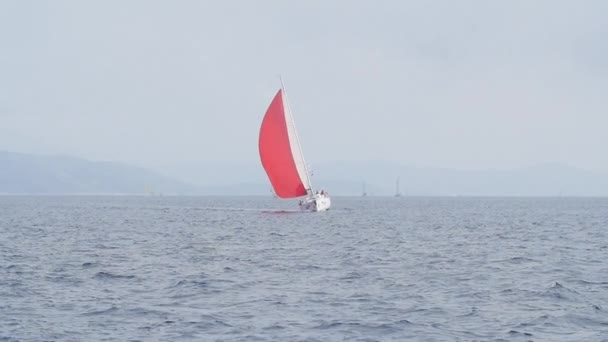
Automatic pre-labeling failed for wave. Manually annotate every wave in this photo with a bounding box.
[94,271,136,280]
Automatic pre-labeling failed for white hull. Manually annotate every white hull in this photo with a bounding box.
[299,193,331,212]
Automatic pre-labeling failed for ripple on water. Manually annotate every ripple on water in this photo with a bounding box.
[94,271,137,280]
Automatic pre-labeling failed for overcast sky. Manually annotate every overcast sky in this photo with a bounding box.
[1,0,607,170]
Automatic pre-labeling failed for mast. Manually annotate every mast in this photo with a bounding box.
[280,76,314,194]
[395,177,401,197]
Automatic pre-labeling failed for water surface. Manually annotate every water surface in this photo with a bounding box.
[1,196,607,341]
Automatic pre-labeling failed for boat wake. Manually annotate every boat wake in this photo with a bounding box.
[261,209,302,214]
[194,205,348,213]
[195,207,302,214]
[196,207,266,212]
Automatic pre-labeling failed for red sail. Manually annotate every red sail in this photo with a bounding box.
[259,89,308,198]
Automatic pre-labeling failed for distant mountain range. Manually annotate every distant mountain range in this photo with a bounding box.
[156,159,608,196]
[0,151,194,195]
[314,160,608,197]
[2,150,607,196]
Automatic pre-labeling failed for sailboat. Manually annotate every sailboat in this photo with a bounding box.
[259,83,331,212]
[362,181,367,197]
[395,177,402,197]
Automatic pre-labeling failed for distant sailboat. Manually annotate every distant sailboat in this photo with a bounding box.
[362,181,367,197]
[395,177,402,197]
[259,81,331,212]
[145,184,162,197]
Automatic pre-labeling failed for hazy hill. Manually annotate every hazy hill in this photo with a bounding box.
[315,161,608,196]
[0,151,196,194]
[2,151,606,196]
[155,160,608,196]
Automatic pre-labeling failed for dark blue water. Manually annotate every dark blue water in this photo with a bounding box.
[1,196,607,341]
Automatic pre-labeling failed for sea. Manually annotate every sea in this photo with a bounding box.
[1,196,607,341]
